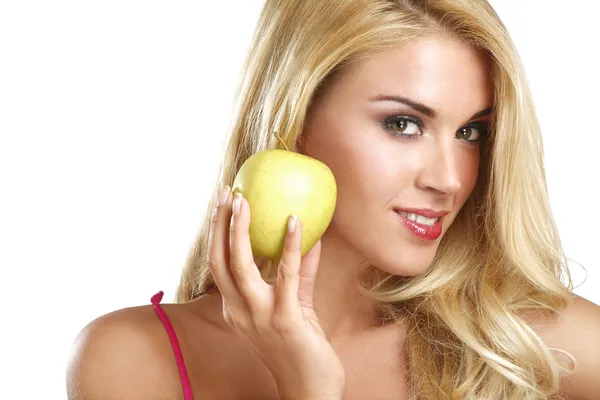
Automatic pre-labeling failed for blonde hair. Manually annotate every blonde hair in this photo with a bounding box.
[176,0,575,398]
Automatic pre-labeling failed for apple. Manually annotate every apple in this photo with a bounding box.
[232,149,337,261]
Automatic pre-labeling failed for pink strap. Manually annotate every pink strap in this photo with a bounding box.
[151,291,194,400]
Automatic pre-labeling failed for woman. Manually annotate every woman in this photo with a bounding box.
[67,0,600,399]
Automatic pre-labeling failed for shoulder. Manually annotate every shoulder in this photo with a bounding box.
[66,296,191,400]
[528,294,600,400]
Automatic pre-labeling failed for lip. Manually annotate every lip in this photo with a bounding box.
[395,211,443,241]
[393,208,450,218]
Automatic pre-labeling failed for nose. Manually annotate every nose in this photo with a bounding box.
[416,137,462,196]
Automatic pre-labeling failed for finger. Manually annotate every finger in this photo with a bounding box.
[207,185,244,310]
[297,239,322,309]
[229,192,268,306]
[274,215,303,316]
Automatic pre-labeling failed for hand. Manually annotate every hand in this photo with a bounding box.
[207,186,346,399]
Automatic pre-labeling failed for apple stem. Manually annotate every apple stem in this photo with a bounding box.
[272,131,290,151]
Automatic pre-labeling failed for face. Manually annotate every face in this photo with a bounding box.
[299,36,494,276]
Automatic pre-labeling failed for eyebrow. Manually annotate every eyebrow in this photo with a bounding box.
[370,95,493,121]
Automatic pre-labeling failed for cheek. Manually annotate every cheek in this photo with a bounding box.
[457,149,480,201]
[305,125,408,201]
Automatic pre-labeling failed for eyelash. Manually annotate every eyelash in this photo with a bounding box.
[381,115,490,143]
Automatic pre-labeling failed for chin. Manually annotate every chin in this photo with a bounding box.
[370,249,436,277]
[364,220,443,276]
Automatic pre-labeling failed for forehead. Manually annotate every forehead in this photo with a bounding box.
[332,37,494,117]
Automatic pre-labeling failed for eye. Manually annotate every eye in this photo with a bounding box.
[382,115,423,138]
[456,123,489,143]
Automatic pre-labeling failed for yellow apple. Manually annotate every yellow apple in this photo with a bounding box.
[232,149,337,261]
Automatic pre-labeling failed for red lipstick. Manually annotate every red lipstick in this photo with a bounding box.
[394,209,447,241]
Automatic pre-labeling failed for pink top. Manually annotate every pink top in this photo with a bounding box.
[151,291,194,400]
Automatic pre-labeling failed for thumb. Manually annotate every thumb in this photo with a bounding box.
[297,239,322,309]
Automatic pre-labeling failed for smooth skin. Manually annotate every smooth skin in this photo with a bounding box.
[209,189,345,399]
[67,37,600,400]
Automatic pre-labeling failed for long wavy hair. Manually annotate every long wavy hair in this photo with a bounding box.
[176,0,575,398]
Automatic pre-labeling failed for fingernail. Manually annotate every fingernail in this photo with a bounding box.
[218,186,230,205]
[287,214,297,233]
[233,192,242,214]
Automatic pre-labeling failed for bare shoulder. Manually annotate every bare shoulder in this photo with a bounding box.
[66,297,190,400]
[527,294,600,400]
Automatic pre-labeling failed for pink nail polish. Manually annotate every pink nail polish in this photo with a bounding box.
[287,214,297,233]
[233,192,242,214]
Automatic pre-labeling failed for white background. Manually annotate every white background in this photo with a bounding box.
[1,1,598,398]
